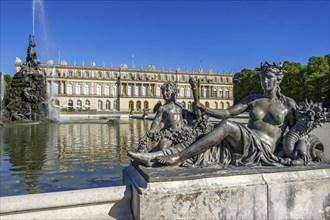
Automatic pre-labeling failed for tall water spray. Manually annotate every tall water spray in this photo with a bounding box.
[0,73,5,119]
[32,0,50,59]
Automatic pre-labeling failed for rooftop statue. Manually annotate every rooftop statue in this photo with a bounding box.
[129,62,328,167]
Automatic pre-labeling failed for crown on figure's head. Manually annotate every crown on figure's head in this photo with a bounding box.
[260,62,286,75]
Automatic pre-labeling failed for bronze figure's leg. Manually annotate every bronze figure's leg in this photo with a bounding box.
[127,150,165,167]
[157,119,243,165]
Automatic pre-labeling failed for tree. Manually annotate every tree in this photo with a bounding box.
[233,54,330,105]
[233,68,260,104]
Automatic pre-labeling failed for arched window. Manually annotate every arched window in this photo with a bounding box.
[98,100,103,110]
[113,100,117,110]
[85,100,90,109]
[188,101,192,111]
[205,101,210,108]
[54,99,60,106]
[76,84,81,95]
[129,100,134,111]
[68,99,73,107]
[226,102,230,109]
[77,100,82,108]
[144,101,149,110]
[220,102,224,109]
[105,85,110,96]
[84,84,90,95]
[67,83,73,95]
[136,101,142,111]
[97,85,102,96]
[106,100,111,110]
[182,101,186,109]
[215,102,218,109]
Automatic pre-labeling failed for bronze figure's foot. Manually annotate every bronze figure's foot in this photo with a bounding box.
[127,151,157,167]
[156,154,181,166]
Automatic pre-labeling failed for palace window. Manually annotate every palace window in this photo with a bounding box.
[77,100,82,108]
[219,89,223,98]
[135,85,140,96]
[68,99,73,107]
[85,71,90,78]
[142,85,147,96]
[113,84,117,96]
[85,100,90,108]
[106,100,111,110]
[98,72,102,78]
[187,88,191,97]
[220,102,224,109]
[226,102,230,109]
[225,89,229,98]
[76,84,81,95]
[180,88,185,97]
[182,101,186,109]
[52,82,59,95]
[156,86,161,97]
[77,71,81,77]
[128,85,132,96]
[68,71,73,77]
[67,84,73,95]
[98,100,103,110]
[84,84,90,95]
[106,72,110,78]
[105,85,110,96]
[97,85,102,96]
[181,76,185,82]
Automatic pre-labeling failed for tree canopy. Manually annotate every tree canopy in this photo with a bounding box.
[234,54,330,105]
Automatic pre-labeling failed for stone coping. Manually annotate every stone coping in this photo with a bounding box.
[134,162,330,182]
[0,186,128,214]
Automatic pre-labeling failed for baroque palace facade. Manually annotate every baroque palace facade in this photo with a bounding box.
[16,58,234,113]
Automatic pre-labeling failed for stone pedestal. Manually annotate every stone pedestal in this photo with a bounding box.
[123,164,330,219]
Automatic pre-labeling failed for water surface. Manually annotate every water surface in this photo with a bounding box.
[0,119,150,197]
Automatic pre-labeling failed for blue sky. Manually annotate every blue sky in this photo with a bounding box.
[1,0,329,76]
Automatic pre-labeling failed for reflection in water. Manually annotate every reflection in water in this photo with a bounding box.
[0,119,150,196]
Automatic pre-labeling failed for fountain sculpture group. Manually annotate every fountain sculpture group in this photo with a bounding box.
[129,63,328,167]
[125,62,329,219]
[2,35,49,122]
